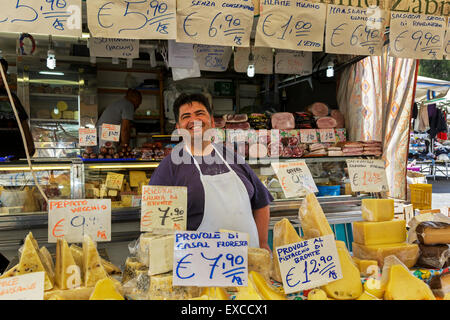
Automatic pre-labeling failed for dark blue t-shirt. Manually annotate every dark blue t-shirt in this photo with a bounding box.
[149,143,274,230]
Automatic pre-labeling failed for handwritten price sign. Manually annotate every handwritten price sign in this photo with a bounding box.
[275,50,312,75]
[271,161,318,198]
[101,123,120,142]
[173,231,248,287]
[194,45,233,72]
[300,129,318,144]
[48,199,111,243]
[0,272,44,300]
[79,128,97,147]
[141,186,187,233]
[255,0,326,52]
[276,234,343,294]
[325,5,386,56]
[89,38,139,58]
[87,0,176,39]
[389,12,446,60]
[176,0,254,47]
[0,0,81,36]
[319,129,336,143]
[346,159,389,192]
[234,47,273,74]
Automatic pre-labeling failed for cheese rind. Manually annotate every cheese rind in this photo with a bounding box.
[298,193,334,239]
[248,247,272,283]
[352,220,406,246]
[352,242,419,268]
[361,199,394,222]
[358,260,378,277]
[148,272,201,300]
[416,221,450,245]
[148,235,174,276]
[55,238,81,290]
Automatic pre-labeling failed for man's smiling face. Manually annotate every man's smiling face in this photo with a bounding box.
[176,101,215,139]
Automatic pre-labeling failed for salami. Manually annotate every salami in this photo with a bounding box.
[223,114,248,123]
[316,117,338,129]
[307,102,329,117]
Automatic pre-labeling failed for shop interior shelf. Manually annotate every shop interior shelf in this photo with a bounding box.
[29,93,79,99]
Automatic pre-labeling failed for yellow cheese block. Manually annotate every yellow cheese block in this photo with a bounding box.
[44,286,94,300]
[89,278,124,300]
[352,242,419,268]
[361,199,394,222]
[352,256,361,268]
[298,193,334,239]
[272,218,303,283]
[364,279,385,299]
[148,272,201,300]
[235,274,263,300]
[321,246,363,300]
[250,271,286,300]
[200,287,229,300]
[357,291,380,300]
[129,171,149,187]
[82,235,108,287]
[358,259,378,277]
[353,220,406,246]
[307,288,328,300]
[384,264,435,300]
[55,238,81,290]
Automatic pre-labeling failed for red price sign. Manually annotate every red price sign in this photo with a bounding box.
[346,159,388,192]
[101,124,120,142]
[79,128,97,146]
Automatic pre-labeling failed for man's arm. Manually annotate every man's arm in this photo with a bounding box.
[253,205,271,253]
[120,119,131,146]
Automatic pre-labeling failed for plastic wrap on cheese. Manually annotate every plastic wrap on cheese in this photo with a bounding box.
[148,272,201,300]
[298,192,334,239]
[416,244,450,269]
[352,242,419,269]
[407,213,450,244]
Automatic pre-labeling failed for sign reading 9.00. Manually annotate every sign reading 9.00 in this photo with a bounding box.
[176,0,254,47]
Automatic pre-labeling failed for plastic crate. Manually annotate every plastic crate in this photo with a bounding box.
[410,183,432,210]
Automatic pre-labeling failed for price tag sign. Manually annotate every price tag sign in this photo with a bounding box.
[389,12,446,60]
[325,5,386,56]
[0,0,81,37]
[319,129,337,143]
[444,19,450,59]
[141,186,187,232]
[346,159,389,192]
[234,47,273,74]
[276,234,343,294]
[0,272,44,300]
[255,0,326,52]
[275,50,312,75]
[300,129,318,144]
[194,45,233,72]
[271,161,318,198]
[176,0,254,47]
[105,172,124,190]
[87,0,176,39]
[48,199,111,243]
[101,124,120,142]
[173,231,248,287]
[89,38,139,58]
[79,128,97,147]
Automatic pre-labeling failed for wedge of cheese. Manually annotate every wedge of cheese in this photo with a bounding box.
[148,235,175,276]
[55,238,81,290]
[298,193,334,239]
[148,272,201,300]
[39,247,55,278]
[384,264,435,300]
[70,244,121,276]
[16,232,54,291]
[272,218,303,283]
[0,264,19,278]
[129,171,149,187]
[44,286,95,300]
[200,287,229,300]
[89,278,124,300]
[82,235,108,287]
[248,247,272,283]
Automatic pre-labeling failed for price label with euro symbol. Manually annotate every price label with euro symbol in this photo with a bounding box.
[141,186,187,233]
[176,0,254,47]
[389,12,446,60]
[346,159,389,192]
[255,0,326,52]
[173,231,248,287]
[276,234,343,294]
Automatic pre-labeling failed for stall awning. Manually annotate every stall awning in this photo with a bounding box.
[415,76,450,102]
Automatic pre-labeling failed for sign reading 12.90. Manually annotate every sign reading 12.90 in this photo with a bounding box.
[173,231,248,287]
[176,0,254,47]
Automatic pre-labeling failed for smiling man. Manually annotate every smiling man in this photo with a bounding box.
[149,93,273,251]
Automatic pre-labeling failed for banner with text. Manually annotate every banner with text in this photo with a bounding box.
[173,231,248,287]
[48,199,111,243]
[255,0,326,52]
[389,12,446,60]
[0,0,82,37]
[325,4,387,56]
[346,159,389,192]
[87,0,176,39]
[176,0,254,47]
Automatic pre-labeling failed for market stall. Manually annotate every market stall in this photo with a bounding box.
[0,0,449,302]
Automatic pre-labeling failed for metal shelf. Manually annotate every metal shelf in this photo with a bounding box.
[29,93,79,99]
[30,118,79,124]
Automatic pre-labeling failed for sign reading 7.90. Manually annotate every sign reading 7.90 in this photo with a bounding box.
[176,0,254,47]
[87,0,176,39]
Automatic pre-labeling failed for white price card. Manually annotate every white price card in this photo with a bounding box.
[89,38,140,58]
[173,231,248,287]
[87,0,176,39]
[300,129,318,144]
[194,45,233,72]
[0,0,82,37]
[141,186,187,232]
[48,199,111,243]
[346,159,389,192]
[0,272,44,300]
[79,128,97,146]
[276,234,343,294]
[275,50,312,75]
[271,161,318,197]
[319,129,337,143]
[101,124,120,142]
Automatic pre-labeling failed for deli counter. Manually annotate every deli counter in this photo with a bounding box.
[0,157,365,265]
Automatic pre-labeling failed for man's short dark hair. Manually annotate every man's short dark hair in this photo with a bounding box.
[0,59,8,73]
[173,93,212,122]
